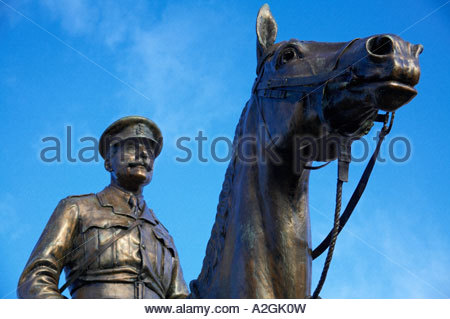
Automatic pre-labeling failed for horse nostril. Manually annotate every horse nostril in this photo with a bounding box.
[413,44,424,57]
[366,35,394,57]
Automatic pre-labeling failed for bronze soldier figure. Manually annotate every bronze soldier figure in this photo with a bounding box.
[18,116,189,299]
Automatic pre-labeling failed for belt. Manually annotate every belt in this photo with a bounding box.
[71,282,161,299]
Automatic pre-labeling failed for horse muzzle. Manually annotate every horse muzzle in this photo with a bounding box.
[351,34,423,111]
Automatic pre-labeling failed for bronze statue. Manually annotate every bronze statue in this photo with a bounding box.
[18,116,189,299]
[190,4,422,298]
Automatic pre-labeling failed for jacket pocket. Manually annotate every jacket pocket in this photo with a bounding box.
[81,216,133,270]
[81,216,132,233]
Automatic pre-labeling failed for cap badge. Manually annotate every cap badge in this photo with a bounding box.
[136,123,145,136]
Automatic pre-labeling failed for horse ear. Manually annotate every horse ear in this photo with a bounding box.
[256,4,278,62]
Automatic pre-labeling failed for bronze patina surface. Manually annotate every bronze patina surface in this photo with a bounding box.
[18,3,422,299]
[190,4,422,298]
[18,116,189,299]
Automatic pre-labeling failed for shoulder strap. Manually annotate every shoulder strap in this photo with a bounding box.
[59,219,141,294]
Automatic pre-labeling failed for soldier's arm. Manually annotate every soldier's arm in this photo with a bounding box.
[17,198,79,298]
[167,254,190,299]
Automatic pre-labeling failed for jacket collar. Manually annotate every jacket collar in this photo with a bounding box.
[96,185,157,225]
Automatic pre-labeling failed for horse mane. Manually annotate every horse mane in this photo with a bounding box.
[190,100,251,297]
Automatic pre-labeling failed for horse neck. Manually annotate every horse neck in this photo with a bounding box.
[232,96,311,225]
[221,96,312,297]
[190,96,313,298]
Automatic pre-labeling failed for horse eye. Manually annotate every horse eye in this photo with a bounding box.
[280,48,298,65]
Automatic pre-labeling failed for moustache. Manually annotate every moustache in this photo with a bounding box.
[128,162,152,172]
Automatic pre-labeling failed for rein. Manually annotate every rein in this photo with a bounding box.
[311,112,394,298]
[252,39,395,298]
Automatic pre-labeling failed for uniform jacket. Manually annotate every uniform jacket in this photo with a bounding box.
[17,186,189,299]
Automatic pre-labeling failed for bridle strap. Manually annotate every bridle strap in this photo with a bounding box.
[257,71,343,91]
[254,38,360,95]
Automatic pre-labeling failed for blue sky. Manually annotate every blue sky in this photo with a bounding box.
[1,0,449,298]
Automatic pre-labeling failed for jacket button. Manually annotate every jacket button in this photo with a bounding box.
[141,244,146,250]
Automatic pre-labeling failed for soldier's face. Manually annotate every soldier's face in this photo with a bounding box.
[108,139,155,190]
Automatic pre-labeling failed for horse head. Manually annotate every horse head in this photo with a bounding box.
[254,4,422,153]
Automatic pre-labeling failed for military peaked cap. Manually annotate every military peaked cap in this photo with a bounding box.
[99,116,163,159]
